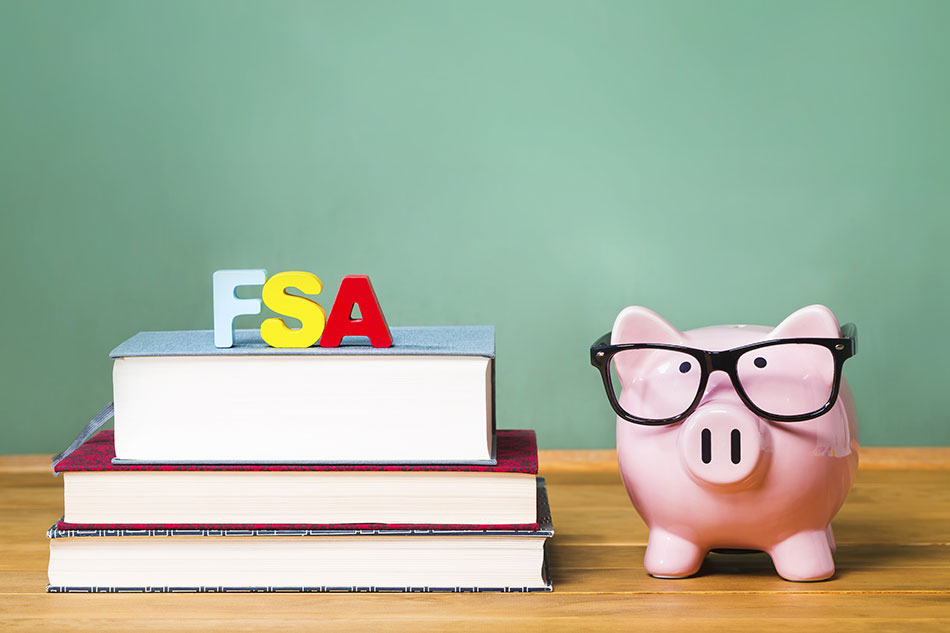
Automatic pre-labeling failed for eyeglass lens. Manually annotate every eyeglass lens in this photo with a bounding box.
[609,343,836,421]
[610,348,702,421]
[735,343,835,416]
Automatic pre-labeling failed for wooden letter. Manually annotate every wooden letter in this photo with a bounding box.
[260,271,327,348]
[319,275,392,348]
[212,269,267,348]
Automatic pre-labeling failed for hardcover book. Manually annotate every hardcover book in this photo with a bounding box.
[109,326,496,464]
[54,429,538,527]
[47,479,553,592]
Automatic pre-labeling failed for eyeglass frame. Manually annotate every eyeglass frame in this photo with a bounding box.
[589,323,857,426]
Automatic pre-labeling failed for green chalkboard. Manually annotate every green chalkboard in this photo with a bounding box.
[2,0,949,453]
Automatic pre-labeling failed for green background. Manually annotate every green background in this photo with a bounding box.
[2,0,948,454]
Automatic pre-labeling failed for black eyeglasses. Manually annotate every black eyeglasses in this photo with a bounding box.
[590,323,857,425]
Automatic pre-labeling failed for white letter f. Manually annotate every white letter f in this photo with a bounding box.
[213,269,267,348]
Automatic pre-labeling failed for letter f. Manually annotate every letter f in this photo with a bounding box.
[213,269,267,348]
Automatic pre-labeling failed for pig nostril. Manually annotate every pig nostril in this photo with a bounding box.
[701,428,711,464]
[731,429,741,464]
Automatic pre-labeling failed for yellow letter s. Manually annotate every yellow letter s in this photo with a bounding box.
[260,271,326,348]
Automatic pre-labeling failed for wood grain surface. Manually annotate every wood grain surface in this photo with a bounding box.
[1,450,948,632]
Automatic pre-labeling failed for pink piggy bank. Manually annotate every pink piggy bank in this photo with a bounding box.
[590,305,858,581]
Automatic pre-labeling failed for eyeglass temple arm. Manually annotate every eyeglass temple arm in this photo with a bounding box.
[840,322,857,355]
[592,332,612,348]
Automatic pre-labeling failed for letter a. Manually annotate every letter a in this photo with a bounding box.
[319,275,393,348]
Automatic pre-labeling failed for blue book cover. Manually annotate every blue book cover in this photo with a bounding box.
[110,326,495,358]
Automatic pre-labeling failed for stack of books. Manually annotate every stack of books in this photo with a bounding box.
[47,326,553,592]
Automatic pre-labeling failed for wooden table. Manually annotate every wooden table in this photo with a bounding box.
[2,448,949,631]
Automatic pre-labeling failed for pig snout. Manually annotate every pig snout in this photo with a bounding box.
[678,402,765,487]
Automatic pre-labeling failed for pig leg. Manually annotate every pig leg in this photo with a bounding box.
[826,524,836,554]
[644,528,705,578]
[768,530,835,581]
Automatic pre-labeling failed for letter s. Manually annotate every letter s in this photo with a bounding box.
[260,271,326,348]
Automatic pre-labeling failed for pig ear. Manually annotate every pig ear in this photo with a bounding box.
[769,305,841,339]
[611,307,684,345]
[610,307,685,387]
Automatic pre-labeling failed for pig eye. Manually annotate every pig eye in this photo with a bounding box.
[679,361,692,373]
[753,356,767,368]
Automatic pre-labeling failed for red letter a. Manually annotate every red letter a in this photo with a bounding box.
[319,275,393,348]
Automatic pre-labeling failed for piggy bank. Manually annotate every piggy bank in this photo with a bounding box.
[590,305,858,581]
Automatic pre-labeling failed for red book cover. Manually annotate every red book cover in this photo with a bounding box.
[55,429,537,474]
[55,429,539,532]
